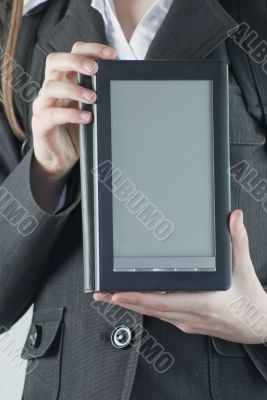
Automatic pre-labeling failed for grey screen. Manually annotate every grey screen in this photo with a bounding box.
[110,80,215,271]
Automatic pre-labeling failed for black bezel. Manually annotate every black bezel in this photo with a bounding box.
[92,60,231,292]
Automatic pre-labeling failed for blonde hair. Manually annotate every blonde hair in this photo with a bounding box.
[1,0,25,141]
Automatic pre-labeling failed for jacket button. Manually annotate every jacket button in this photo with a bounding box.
[111,326,132,349]
[29,325,42,348]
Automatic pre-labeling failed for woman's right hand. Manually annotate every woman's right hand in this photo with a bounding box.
[30,42,117,212]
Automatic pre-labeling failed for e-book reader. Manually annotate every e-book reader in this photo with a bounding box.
[79,60,231,292]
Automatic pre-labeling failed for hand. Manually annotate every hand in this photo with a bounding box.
[30,42,117,212]
[94,210,267,344]
[32,42,117,177]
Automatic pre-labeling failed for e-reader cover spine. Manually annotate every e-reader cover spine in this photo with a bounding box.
[79,73,97,293]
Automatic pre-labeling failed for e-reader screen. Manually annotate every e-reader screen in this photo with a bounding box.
[110,80,215,272]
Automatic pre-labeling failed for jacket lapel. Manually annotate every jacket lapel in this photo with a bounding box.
[38,0,108,54]
[145,0,238,59]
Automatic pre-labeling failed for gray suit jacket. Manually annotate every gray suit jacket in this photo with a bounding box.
[1,0,267,399]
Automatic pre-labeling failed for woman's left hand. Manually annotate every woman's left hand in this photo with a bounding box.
[94,210,267,344]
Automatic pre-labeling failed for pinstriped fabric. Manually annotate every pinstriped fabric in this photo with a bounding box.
[1,0,267,399]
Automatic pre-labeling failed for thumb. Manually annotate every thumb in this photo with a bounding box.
[230,210,251,267]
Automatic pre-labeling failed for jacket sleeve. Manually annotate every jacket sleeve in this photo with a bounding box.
[0,106,81,331]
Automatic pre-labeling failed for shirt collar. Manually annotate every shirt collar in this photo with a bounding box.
[90,0,174,59]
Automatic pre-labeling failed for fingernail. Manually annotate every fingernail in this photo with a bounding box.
[94,293,112,302]
[83,90,95,101]
[93,293,105,299]
[80,112,91,122]
[83,60,96,73]
[101,295,112,303]
[238,210,243,227]
[102,47,116,57]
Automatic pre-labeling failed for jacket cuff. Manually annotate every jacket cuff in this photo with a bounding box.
[1,147,80,221]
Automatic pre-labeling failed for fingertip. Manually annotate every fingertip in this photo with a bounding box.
[93,293,112,302]
[109,48,118,57]
[93,293,102,301]
[230,210,249,253]
[102,47,117,58]
[230,209,243,233]
[80,112,92,124]
[238,209,244,225]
